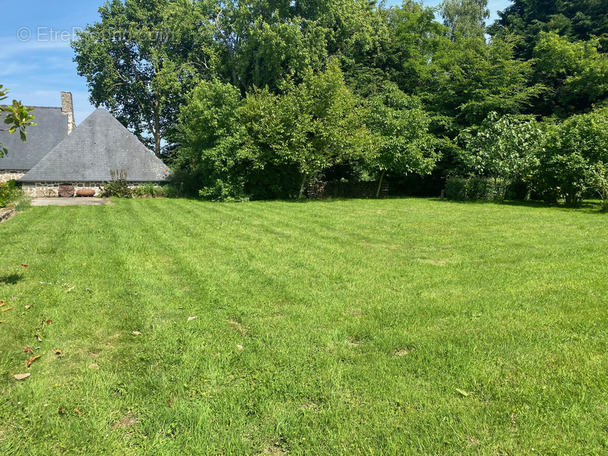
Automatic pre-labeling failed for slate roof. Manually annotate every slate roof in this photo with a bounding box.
[20,108,170,183]
[0,107,69,170]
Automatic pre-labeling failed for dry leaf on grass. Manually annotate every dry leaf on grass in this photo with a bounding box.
[1,307,13,312]
[88,363,99,369]
[27,355,41,367]
[45,320,52,325]
[132,331,142,336]
[54,350,62,355]
[14,373,31,381]
[0,300,6,306]
[237,345,244,351]
[35,334,42,342]
[75,408,82,417]
[24,347,34,354]
[187,316,197,322]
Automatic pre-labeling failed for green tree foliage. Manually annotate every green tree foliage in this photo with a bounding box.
[365,82,439,196]
[175,61,373,200]
[425,36,544,133]
[458,112,543,200]
[386,1,449,93]
[489,0,608,58]
[537,109,608,205]
[72,0,213,156]
[173,79,250,200]
[440,0,489,40]
[587,162,608,211]
[532,32,608,117]
[0,84,35,158]
[75,0,608,205]
[247,60,373,198]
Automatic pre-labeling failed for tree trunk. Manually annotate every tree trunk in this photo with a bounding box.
[154,99,161,157]
[376,169,386,198]
[299,175,308,199]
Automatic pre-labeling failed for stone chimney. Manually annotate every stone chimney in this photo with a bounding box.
[60,91,76,134]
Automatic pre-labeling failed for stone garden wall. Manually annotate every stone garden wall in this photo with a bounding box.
[0,171,25,183]
[21,182,106,198]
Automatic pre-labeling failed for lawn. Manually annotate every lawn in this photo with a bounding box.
[1,198,607,455]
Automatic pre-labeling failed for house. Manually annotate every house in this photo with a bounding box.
[0,92,75,183]
[0,92,170,197]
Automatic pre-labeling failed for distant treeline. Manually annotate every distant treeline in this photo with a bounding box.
[72,0,608,206]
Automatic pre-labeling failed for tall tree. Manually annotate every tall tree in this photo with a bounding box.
[365,82,439,196]
[440,0,489,40]
[489,0,608,58]
[424,36,544,134]
[72,0,214,156]
[532,32,608,117]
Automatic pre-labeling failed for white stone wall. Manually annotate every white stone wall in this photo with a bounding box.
[0,171,25,183]
[22,182,105,198]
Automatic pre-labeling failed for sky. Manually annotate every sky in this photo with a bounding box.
[0,0,511,125]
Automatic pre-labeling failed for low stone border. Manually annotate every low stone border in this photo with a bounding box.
[0,208,17,223]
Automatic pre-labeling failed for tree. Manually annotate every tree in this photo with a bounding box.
[72,0,213,156]
[532,32,608,117]
[0,84,35,158]
[174,59,374,200]
[489,0,608,59]
[241,60,374,197]
[537,109,608,205]
[386,1,449,94]
[364,82,439,196]
[440,0,489,40]
[424,36,544,134]
[458,111,543,200]
[173,79,251,200]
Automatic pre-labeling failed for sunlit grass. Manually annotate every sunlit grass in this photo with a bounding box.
[1,198,607,454]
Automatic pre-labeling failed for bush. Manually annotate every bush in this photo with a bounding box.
[101,170,132,198]
[0,180,21,208]
[132,183,167,198]
[445,177,500,201]
[587,162,608,211]
[537,109,608,206]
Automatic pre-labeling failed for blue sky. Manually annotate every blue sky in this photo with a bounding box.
[0,0,511,125]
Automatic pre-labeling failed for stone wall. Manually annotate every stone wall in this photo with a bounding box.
[22,182,106,198]
[0,171,25,183]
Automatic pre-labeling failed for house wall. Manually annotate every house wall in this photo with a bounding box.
[0,171,25,183]
[22,182,106,198]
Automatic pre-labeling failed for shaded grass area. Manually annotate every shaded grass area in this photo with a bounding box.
[1,198,607,455]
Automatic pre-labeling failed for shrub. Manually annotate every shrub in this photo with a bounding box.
[0,180,21,208]
[537,109,608,205]
[445,177,499,201]
[101,170,132,198]
[132,183,167,198]
[587,162,608,211]
[457,112,543,201]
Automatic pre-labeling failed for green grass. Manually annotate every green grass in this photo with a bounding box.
[1,198,607,455]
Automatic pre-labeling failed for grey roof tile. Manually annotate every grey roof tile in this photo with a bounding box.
[0,107,68,170]
[20,108,170,182]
